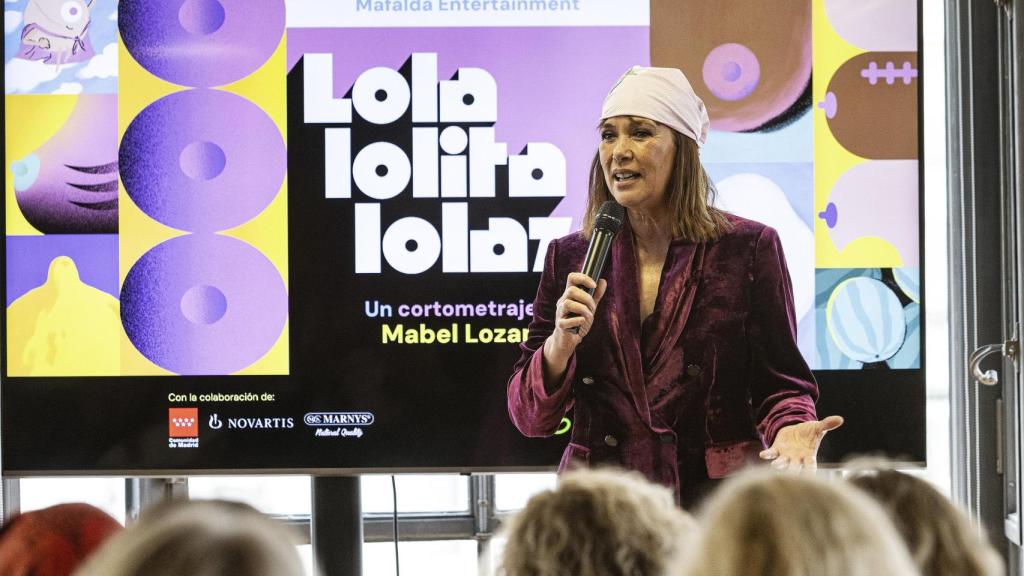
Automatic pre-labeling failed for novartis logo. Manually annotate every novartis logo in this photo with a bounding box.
[206,413,294,430]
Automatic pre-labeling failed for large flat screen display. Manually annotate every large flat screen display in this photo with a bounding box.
[2,0,923,474]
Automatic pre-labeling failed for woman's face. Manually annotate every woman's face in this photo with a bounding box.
[598,116,677,215]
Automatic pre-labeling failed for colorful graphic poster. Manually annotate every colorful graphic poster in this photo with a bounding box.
[4,0,119,95]
[813,0,920,370]
[1,1,924,474]
[281,17,649,467]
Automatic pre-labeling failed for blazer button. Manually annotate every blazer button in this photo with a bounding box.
[686,364,702,377]
[581,376,595,385]
[604,434,619,447]
[659,433,674,444]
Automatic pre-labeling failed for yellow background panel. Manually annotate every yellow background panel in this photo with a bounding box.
[4,95,78,235]
[224,34,289,142]
[117,33,289,375]
[7,256,121,376]
[812,0,905,268]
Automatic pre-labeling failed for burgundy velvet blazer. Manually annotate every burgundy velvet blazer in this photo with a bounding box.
[507,214,818,495]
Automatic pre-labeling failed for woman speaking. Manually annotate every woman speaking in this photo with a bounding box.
[507,66,842,507]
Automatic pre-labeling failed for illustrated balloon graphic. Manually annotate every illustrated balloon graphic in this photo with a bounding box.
[826,277,906,364]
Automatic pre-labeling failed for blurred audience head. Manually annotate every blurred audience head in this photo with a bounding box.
[0,502,122,576]
[846,459,1004,576]
[74,499,305,576]
[683,468,919,576]
[498,467,696,576]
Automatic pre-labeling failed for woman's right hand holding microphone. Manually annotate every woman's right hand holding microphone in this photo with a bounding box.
[542,273,607,389]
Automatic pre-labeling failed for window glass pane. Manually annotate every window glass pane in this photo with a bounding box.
[296,545,317,576]
[302,540,479,575]
[494,473,556,511]
[188,476,311,515]
[920,0,950,496]
[364,540,478,576]
[482,536,506,576]
[19,477,126,524]
[361,474,469,514]
[924,395,951,496]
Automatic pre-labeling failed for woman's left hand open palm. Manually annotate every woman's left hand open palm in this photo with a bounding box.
[759,415,844,471]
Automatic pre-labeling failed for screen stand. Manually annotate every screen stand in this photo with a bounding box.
[1,478,20,526]
[312,476,363,576]
[127,477,188,523]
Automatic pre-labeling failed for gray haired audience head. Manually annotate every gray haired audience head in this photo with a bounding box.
[846,460,1004,576]
[683,468,920,576]
[499,467,696,576]
[74,499,305,576]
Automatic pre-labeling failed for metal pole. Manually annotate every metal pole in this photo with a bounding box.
[472,474,497,576]
[470,473,495,537]
[312,476,363,576]
[1,478,20,526]
[126,478,189,523]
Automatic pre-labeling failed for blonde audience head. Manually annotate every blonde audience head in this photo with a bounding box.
[846,459,1004,576]
[74,499,305,576]
[683,468,919,576]
[498,467,696,576]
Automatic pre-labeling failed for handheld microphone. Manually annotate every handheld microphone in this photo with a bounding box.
[568,201,623,334]
[579,200,625,294]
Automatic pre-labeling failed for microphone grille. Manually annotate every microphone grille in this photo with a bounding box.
[594,201,625,233]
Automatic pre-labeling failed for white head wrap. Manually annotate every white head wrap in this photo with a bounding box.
[601,66,710,147]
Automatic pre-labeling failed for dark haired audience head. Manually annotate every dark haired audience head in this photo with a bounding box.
[846,460,1004,576]
[74,499,305,576]
[683,468,920,576]
[499,467,696,576]
[0,503,122,576]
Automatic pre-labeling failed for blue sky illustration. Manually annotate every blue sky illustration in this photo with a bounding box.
[4,0,118,94]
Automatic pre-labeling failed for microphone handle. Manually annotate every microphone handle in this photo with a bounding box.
[580,229,614,295]
[569,229,614,333]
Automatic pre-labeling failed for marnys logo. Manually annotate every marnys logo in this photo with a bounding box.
[207,413,295,430]
[168,407,199,449]
[304,412,374,439]
[304,412,374,426]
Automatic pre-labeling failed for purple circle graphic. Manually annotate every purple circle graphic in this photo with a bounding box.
[179,0,226,36]
[121,234,287,375]
[120,89,285,232]
[119,0,284,87]
[817,91,838,119]
[702,43,761,102]
[179,140,227,181]
[722,61,741,82]
[181,284,228,324]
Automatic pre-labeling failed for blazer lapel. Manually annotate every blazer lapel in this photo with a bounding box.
[644,240,705,375]
[607,219,652,425]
